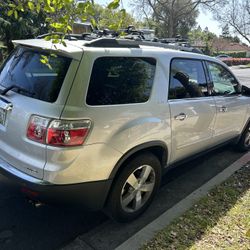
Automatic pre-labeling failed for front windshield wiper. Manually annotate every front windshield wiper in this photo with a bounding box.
[0,85,35,96]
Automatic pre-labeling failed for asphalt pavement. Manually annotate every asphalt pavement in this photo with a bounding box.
[230,66,250,87]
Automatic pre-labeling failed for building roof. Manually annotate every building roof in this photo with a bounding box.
[222,43,250,52]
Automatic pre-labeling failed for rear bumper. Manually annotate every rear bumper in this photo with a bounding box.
[0,158,112,210]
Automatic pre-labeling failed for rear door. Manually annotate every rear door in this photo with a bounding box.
[206,61,248,143]
[0,46,72,179]
[169,58,216,163]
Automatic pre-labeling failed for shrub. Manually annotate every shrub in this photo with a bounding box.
[227,52,247,58]
[221,58,250,66]
[213,52,248,58]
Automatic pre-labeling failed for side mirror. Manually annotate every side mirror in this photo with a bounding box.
[242,85,250,96]
[235,84,242,94]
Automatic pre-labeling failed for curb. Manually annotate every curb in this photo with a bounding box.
[115,152,250,250]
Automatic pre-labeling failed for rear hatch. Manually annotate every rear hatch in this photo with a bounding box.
[0,45,76,179]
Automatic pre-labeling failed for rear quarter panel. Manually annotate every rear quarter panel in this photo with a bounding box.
[51,49,172,183]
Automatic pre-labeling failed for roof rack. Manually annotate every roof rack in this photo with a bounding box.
[36,32,93,41]
[36,26,203,54]
[160,37,189,43]
[85,38,203,54]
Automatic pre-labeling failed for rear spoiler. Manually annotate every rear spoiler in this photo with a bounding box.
[12,39,83,61]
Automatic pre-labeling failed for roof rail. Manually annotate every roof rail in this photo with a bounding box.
[85,38,140,48]
[85,38,203,54]
[160,37,189,43]
[36,32,92,41]
[36,27,203,54]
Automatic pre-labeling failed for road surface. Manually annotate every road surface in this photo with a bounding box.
[231,66,250,87]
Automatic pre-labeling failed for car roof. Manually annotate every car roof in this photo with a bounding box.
[12,38,217,63]
[13,39,84,60]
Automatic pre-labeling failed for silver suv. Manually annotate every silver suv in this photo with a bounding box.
[0,37,249,222]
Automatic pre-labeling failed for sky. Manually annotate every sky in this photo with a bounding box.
[95,0,221,35]
[197,10,221,36]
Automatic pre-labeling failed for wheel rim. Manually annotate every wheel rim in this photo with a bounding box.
[244,127,250,147]
[120,165,156,213]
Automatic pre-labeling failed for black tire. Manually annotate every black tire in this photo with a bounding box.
[105,153,161,222]
[237,122,250,151]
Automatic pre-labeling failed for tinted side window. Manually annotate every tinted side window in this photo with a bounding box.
[169,59,207,99]
[207,62,238,95]
[86,57,156,105]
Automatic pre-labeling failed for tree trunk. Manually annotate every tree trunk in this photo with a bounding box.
[168,12,174,37]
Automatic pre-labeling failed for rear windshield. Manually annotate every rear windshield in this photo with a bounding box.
[0,46,71,102]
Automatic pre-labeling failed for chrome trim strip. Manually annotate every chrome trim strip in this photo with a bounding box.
[0,99,12,110]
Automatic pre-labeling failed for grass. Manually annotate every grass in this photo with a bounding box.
[142,164,250,250]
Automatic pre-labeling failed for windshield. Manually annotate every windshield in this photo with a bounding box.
[0,47,71,102]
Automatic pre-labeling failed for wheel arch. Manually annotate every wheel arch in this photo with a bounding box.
[237,117,250,143]
[104,141,168,216]
[108,141,168,181]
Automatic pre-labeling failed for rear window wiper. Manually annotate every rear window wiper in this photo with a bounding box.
[0,85,35,96]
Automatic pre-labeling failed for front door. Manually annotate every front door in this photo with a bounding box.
[168,58,216,163]
[206,61,248,143]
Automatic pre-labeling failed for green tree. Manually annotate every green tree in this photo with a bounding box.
[93,4,137,30]
[132,0,217,38]
[5,0,125,46]
[0,2,48,53]
[207,0,250,44]
[188,27,217,55]
[4,0,124,67]
[221,24,230,39]
[220,25,241,43]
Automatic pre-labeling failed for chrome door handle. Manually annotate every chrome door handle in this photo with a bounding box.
[174,113,187,121]
[217,106,228,112]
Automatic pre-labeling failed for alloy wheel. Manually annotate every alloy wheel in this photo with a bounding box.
[120,165,156,213]
[244,126,250,147]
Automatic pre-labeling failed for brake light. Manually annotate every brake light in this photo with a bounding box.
[47,120,91,146]
[27,116,49,144]
[27,116,91,147]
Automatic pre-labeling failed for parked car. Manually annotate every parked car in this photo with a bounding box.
[0,36,249,222]
[215,54,233,60]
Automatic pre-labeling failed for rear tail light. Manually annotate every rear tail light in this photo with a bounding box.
[27,115,91,147]
[47,120,91,146]
[27,116,49,144]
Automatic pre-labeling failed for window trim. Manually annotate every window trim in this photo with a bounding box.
[85,56,157,107]
[168,57,209,100]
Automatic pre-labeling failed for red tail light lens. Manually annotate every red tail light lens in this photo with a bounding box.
[47,120,91,146]
[27,116,50,144]
[27,116,91,147]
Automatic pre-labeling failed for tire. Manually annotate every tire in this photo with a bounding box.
[105,153,161,222]
[237,122,250,151]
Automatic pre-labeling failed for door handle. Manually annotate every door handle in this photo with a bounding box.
[217,106,228,112]
[174,113,187,121]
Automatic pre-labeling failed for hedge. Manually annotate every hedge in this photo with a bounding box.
[213,51,248,58]
[220,58,250,66]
